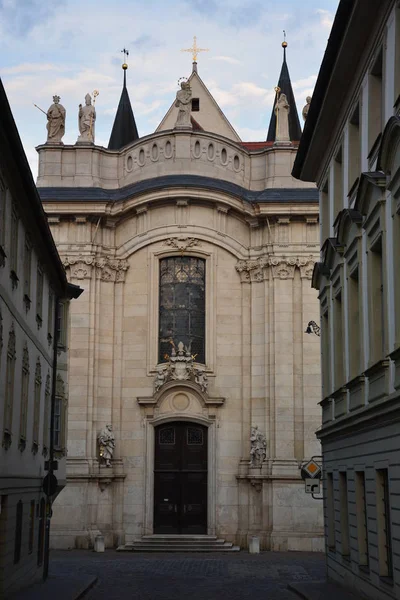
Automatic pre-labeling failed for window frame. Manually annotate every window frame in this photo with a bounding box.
[148,249,216,374]
[158,255,206,365]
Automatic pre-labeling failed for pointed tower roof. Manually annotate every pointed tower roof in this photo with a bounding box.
[267,41,302,142]
[108,60,139,150]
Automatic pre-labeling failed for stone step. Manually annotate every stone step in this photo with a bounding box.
[117,535,240,552]
[120,544,240,552]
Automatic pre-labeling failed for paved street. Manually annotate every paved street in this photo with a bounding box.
[49,550,327,600]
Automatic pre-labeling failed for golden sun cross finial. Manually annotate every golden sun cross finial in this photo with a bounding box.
[181,36,209,63]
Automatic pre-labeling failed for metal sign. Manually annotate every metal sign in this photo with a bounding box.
[42,473,58,497]
[305,478,321,495]
[301,459,321,480]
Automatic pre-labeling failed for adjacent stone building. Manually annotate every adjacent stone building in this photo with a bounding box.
[294,0,400,597]
[0,79,81,596]
[38,47,323,551]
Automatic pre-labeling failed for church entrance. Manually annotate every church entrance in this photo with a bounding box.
[154,422,207,534]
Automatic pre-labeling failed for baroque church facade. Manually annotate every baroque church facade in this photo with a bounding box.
[37,47,323,551]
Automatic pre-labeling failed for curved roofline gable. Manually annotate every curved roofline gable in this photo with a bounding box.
[354,171,386,216]
[336,208,363,247]
[377,116,400,174]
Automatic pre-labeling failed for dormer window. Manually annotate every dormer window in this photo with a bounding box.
[191,98,200,112]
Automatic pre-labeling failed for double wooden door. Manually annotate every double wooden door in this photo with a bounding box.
[154,422,207,534]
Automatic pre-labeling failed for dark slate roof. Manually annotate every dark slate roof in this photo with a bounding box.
[38,175,318,204]
[267,46,302,142]
[108,69,139,150]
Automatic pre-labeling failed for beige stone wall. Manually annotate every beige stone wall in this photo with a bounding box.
[46,187,323,550]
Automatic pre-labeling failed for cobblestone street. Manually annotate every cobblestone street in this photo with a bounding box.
[50,550,327,600]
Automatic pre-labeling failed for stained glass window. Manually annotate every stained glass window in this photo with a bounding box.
[159,257,205,364]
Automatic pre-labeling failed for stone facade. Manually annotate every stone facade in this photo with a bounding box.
[38,62,323,552]
[294,0,400,596]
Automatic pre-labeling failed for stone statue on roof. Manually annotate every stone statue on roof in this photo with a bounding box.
[275,92,290,142]
[174,81,192,129]
[302,96,312,122]
[77,93,96,144]
[46,95,66,144]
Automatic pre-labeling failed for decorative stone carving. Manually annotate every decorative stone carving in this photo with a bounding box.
[62,254,129,282]
[163,237,201,252]
[275,92,290,142]
[46,95,66,144]
[154,341,208,394]
[236,255,316,282]
[302,96,312,122]
[250,426,267,468]
[98,424,115,467]
[174,81,192,129]
[77,93,96,144]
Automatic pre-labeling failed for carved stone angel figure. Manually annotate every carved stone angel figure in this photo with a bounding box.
[77,93,96,143]
[250,426,267,467]
[174,81,192,129]
[275,92,290,142]
[46,95,66,144]
[302,96,312,122]
[98,424,115,467]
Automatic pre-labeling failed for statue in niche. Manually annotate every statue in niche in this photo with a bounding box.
[98,424,115,467]
[46,95,66,144]
[194,368,208,393]
[77,93,96,143]
[275,92,290,142]
[174,81,192,129]
[250,426,267,467]
[302,96,312,122]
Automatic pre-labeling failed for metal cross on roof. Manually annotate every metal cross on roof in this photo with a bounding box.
[181,36,209,63]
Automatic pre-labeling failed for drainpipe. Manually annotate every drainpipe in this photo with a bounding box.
[43,296,60,581]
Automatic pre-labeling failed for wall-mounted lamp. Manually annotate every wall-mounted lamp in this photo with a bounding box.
[305,320,321,337]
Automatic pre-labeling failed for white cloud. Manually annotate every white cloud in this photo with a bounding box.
[1,62,60,75]
[316,9,334,29]
[211,55,242,65]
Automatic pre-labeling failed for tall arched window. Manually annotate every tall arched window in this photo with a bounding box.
[159,256,205,364]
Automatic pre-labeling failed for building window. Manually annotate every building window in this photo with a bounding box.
[376,469,393,578]
[57,300,68,350]
[326,472,336,550]
[14,500,23,564]
[28,500,35,554]
[0,173,7,267]
[368,48,383,155]
[54,374,66,453]
[355,472,369,568]
[339,472,350,558]
[348,103,360,193]
[369,236,385,363]
[36,265,44,329]
[19,343,30,452]
[191,98,200,111]
[333,147,343,216]
[23,235,32,311]
[348,268,361,379]
[43,373,51,456]
[3,323,16,450]
[321,178,330,243]
[32,358,41,454]
[47,289,54,344]
[321,309,331,397]
[10,205,19,287]
[333,290,344,389]
[158,256,206,364]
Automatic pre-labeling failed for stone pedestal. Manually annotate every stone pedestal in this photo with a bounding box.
[94,535,105,552]
[249,536,260,554]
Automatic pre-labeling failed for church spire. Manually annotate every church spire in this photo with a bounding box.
[108,50,139,150]
[266,37,302,143]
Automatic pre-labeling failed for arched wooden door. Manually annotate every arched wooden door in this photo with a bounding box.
[154,422,207,534]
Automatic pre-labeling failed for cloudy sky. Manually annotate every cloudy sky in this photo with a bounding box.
[0,0,339,178]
